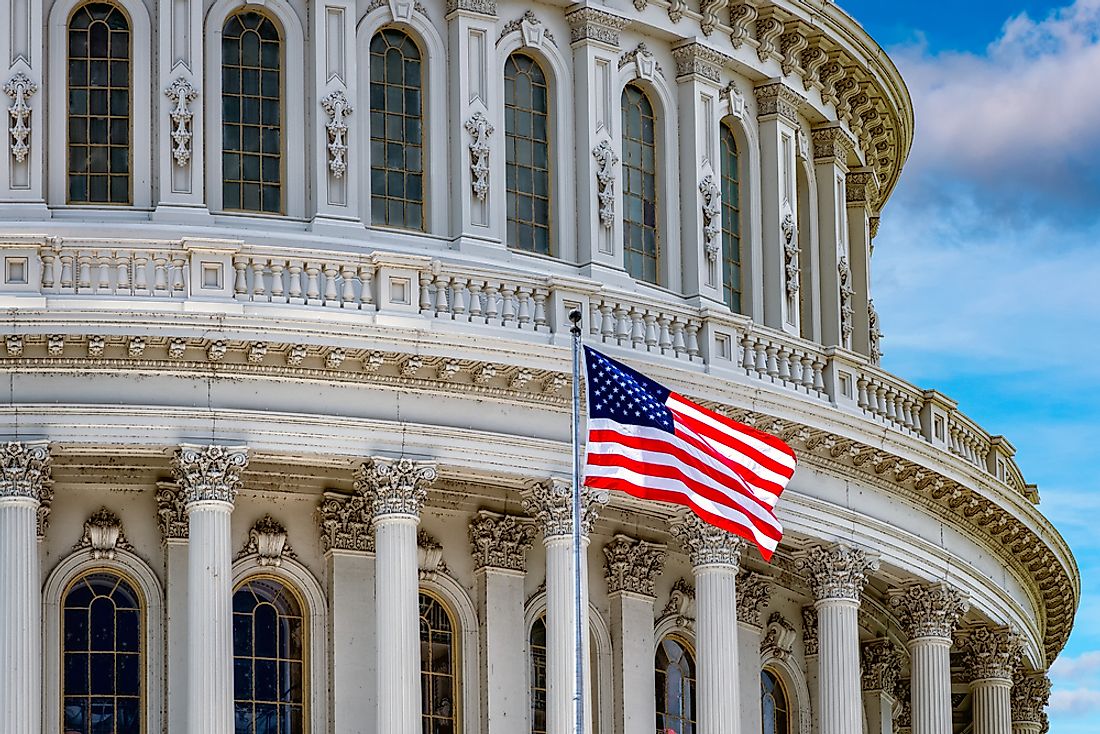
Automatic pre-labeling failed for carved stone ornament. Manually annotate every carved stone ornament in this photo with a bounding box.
[355,456,438,519]
[318,490,374,553]
[321,90,353,179]
[667,0,686,23]
[801,47,828,90]
[156,483,188,541]
[239,515,294,566]
[781,30,809,77]
[464,111,493,201]
[499,10,555,47]
[796,543,878,602]
[619,43,662,81]
[37,483,54,539]
[75,508,133,560]
[956,626,1024,682]
[868,299,883,365]
[755,16,784,62]
[670,511,744,568]
[592,139,619,229]
[760,612,797,661]
[888,582,969,640]
[729,4,759,49]
[723,81,745,120]
[469,510,536,572]
[1011,672,1051,725]
[893,678,912,729]
[699,0,729,36]
[444,0,495,17]
[5,72,38,163]
[781,201,800,299]
[661,578,696,630]
[417,529,447,580]
[736,570,772,627]
[670,43,728,84]
[699,174,721,264]
[754,82,801,125]
[801,605,819,655]
[0,441,51,502]
[861,639,902,692]
[565,7,627,47]
[171,444,250,506]
[164,76,198,167]
[522,477,608,539]
[604,534,666,597]
[838,256,855,347]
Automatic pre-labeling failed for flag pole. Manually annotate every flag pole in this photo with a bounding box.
[568,308,584,734]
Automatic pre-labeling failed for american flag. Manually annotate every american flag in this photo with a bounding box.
[582,347,796,560]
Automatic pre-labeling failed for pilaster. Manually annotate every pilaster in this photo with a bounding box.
[1,0,47,214]
[737,570,771,734]
[811,124,853,347]
[958,626,1023,734]
[311,0,359,227]
[845,168,878,356]
[156,481,189,734]
[862,639,903,734]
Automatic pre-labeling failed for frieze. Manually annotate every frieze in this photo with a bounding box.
[603,534,666,596]
[811,126,853,164]
[445,0,495,16]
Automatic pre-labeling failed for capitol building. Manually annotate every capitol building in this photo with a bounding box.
[0,0,1079,733]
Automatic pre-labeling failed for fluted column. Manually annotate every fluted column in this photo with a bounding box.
[797,544,879,734]
[0,441,51,734]
[604,534,666,734]
[359,457,437,734]
[737,571,772,734]
[470,511,538,733]
[862,639,903,734]
[523,478,607,734]
[671,512,744,734]
[958,626,1023,734]
[1010,672,1050,734]
[173,444,249,734]
[889,583,969,734]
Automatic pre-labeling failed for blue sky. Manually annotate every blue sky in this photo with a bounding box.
[838,0,1100,729]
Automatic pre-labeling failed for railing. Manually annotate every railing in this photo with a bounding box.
[0,236,1025,497]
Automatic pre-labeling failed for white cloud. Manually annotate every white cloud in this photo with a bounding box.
[1052,651,1100,678]
[1050,688,1100,715]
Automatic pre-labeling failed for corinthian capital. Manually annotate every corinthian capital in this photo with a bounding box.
[355,456,437,519]
[171,444,249,506]
[736,570,771,627]
[957,625,1024,682]
[796,543,878,602]
[670,512,744,568]
[0,440,52,503]
[522,478,607,539]
[318,491,374,553]
[1011,672,1051,725]
[888,582,969,640]
[469,511,537,572]
[603,534,666,596]
[861,639,903,692]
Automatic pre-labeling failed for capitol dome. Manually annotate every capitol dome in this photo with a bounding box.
[0,0,1078,733]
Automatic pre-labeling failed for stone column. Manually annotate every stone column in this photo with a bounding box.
[958,626,1023,734]
[0,441,51,734]
[1010,672,1050,734]
[604,534,665,734]
[811,125,853,348]
[469,511,538,733]
[523,478,607,734]
[359,457,437,734]
[156,481,191,734]
[737,571,772,734]
[172,444,250,734]
[318,489,378,734]
[861,639,903,734]
[845,169,878,357]
[797,544,879,734]
[670,512,744,734]
[889,582,969,734]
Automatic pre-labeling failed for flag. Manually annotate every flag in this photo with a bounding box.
[582,347,796,560]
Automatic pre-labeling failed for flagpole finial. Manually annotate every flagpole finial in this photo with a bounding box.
[569,309,582,337]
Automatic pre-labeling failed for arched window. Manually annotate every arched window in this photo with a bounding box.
[504,52,551,254]
[761,669,790,734]
[655,635,696,734]
[62,571,143,733]
[233,577,306,734]
[67,2,131,205]
[221,11,283,214]
[530,615,548,734]
[421,592,458,732]
[720,124,743,313]
[370,29,424,230]
[621,84,659,285]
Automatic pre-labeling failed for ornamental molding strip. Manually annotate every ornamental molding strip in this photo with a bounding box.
[468,510,536,572]
[660,577,696,631]
[795,543,878,602]
[318,490,374,553]
[760,612,797,661]
[238,515,295,567]
[1011,672,1051,726]
[522,477,608,539]
[321,90,353,179]
[955,625,1024,682]
[164,76,198,167]
[861,639,903,692]
[0,440,52,503]
[497,10,556,47]
[5,72,38,163]
[888,582,969,640]
[355,456,438,519]
[464,111,494,201]
[155,481,188,542]
[698,173,721,267]
[618,43,663,81]
[565,7,628,47]
[670,511,744,568]
[736,569,771,627]
[171,444,250,506]
[603,533,667,597]
[592,139,619,229]
[801,605,819,656]
[74,508,134,560]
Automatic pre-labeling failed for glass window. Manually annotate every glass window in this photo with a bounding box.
[233,578,306,734]
[761,669,790,734]
[655,636,696,734]
[504,53,552,255]
[420,592,458,733]
[530,616,548,734]
[370,30,424,230]
[67,2,131,205]
[221,11,283,214]
[62,571,143,734]
[621,84,660,284]
[720,124,743,313]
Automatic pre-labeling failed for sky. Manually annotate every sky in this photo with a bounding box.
[836,0,1100,730]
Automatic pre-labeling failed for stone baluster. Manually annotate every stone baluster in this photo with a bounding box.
[889,583,969,734]
[737,570,772,734]
[358,457,437,734]
[604,534,666,734]
[1010,672,1050,734]
[523,478,608,734]
[862,639,903,734]
[957,626,1023,734]
[0,442,51,734]
[172,444,250,734]
[797,544,879,734]
[670,512,744,734]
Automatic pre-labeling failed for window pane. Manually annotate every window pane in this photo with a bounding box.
[504,53,552,255]
[720,124,744,313]
[621,84,660,284]
[655,636,696,734]
[369,29,424,230]
[420,594,458,734]
[530,615,548,734]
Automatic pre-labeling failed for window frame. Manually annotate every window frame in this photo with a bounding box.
[419,589,462,734]
[719,121,744,314]
[761,667,792,734]
[654,633,697,734]
[503,50,553,256]
[620,82,661,286]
